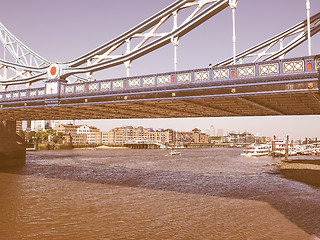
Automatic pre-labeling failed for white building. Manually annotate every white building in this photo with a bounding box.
[25,120,52,131]
[102,131,115,145]
[209,125,215,137]
[77,125,101,144]
[217,129,224,137]
[77,125,91,135]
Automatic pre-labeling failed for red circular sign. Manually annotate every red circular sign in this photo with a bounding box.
[50,66,57,76]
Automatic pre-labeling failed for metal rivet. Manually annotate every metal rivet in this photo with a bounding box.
[85,99,88,102]
[231,88,236,93]
[24,103,27,106]
[124,96,128,100]
[172,93,176,97]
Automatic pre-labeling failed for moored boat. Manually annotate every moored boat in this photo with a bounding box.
[271,149,297,157]
[241,144,270,157]
[270,138,297,157]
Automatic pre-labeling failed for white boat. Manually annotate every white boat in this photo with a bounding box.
[270,138,297,157]
[298,144,320,155]
[311,147,320,155]
[169,148,181,155]
[241,144,270,157]
[271,149,297,157]
[169,130,181,155]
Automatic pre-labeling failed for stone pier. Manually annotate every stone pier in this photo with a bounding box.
[0,121,26,167]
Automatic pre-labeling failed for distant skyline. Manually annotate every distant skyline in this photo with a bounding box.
[2,0,320,139]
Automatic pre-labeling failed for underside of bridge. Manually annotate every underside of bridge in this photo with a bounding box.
[1,91,320,121]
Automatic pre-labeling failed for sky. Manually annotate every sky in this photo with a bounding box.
[1,0,320,139]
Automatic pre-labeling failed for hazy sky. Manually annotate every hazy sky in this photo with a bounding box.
[1,0,320,139]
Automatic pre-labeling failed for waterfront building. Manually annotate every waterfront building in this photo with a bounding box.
[101,131,115,145]
[102,126,208,146]
[114,128,125,144]
[217,129,223,137]
[88,126,102,145]
[56,124,79,136]
[53,124,209,146]
[174,128,209,146]
[25,120,53,131]
[16,121,22,134]
[148,129,170,144]
[54,124,102,145]
[32,120,46,131]
[26,120,31,131]
[77,125,102,144]
[63,133,87,144]
[209,125,215,136]
[223,131,255,144]
[55,123,87,144]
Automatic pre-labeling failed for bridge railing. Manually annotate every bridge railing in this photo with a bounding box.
[0,87,46,102]
[0,55,319,102]
[59,55,320,96]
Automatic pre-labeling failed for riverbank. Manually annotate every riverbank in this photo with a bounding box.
[35,144,129,151]
[275,159,320,187]
[75,145,129,150]
[33,144,230,151]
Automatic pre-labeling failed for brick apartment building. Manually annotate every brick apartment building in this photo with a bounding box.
[54,124,209,146]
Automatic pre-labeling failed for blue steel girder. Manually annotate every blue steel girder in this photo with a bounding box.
[0,55,319,120]
[0,55,319,102]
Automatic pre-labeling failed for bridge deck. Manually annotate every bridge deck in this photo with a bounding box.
[0,55,319,120]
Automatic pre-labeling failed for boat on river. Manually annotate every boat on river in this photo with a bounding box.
[271,149,298,157]
[241,144,270,157]
[270,139,297,157]
[169,148,181,155]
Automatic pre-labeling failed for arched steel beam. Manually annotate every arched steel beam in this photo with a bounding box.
[65,0,194,67]
[61,0,229,77]
[0,22,50,66]
[214,12,320,66]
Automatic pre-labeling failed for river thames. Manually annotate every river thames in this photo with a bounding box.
[0,148,319,239]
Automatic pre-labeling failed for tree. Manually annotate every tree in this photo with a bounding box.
[41,131,48,143]
[47,129,55,136]
[52,132,64,144]
[35,131,42,142]
[26,131,36,142]
[17,130,26,141]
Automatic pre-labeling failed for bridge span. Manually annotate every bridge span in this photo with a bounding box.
[0,55,319,121]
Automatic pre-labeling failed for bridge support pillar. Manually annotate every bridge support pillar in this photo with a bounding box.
[0,121,26,168]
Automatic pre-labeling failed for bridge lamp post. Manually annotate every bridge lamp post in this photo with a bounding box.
[306,0,312,56]
[229,0,238,65]
[172,37,179,72]
[172,11,179,72]
[125,39,132,77]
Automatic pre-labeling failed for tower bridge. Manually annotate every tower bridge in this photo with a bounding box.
[0,0,320,166]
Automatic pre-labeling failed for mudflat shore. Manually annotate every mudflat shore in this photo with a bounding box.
[275,159,320,187]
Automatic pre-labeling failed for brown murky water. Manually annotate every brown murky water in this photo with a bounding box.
[0,148,319,239]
